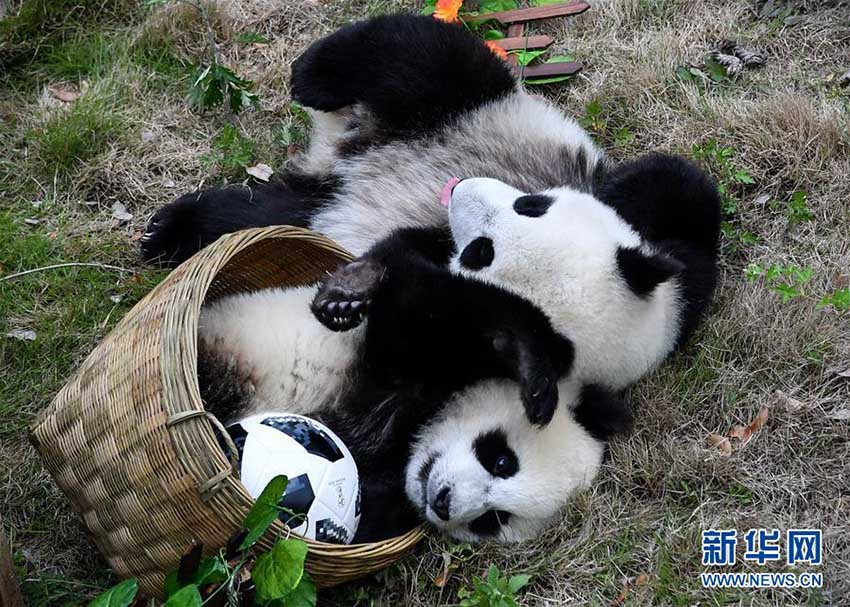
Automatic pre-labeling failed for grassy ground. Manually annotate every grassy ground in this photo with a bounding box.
[2,0,848,605]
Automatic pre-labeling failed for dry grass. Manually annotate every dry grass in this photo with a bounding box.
[2,0,849,605]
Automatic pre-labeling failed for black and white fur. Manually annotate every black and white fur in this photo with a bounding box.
[199,284,630,543]
[142,14,720,396]
[145,14,720,541]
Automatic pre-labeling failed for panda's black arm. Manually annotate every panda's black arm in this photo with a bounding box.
[312,226,572,426]
[361,261,574,427]
[291,14,515,135]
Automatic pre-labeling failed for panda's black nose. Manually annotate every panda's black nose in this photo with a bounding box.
[432,486,451,521]
[459,237,494,270]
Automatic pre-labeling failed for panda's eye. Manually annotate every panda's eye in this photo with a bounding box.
[513,194,554,217]
[473,429,519,479]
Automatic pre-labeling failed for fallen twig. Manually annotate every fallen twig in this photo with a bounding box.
[0,262,135,282]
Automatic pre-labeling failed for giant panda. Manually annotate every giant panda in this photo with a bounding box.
[199,283,630,543]
[142,13,721,400]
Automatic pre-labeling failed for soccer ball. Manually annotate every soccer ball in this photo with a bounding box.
[225,413,361,544]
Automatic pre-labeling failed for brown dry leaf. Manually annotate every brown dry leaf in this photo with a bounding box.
[729,406,769,444]
[246,163,273,182]
[131,230,144,242]
[48,82,81,103]
[635,573,649,588]
[707,433,732,456]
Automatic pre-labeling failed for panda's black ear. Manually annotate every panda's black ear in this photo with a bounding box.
[616,246,684,297]
[573,384,632,441]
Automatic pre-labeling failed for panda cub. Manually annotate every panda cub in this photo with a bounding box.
[142,14,721,399]
[199,282,629,543]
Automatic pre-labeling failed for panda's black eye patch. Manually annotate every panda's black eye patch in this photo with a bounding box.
[459,237,494,270]
[513,194,554,217]
[469,510,512,536]
[473,429,519,478]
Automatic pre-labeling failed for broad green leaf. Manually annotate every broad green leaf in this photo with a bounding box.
[270,575,317,607]
[195,555,230,586]
[524,75,573,85]
[675,66,694,81]
[480,0,517,13]
[235,32,270,44]
[420,0,438,15]
[241,475,289,550]
[487,564,500,585]
[162,584,202,607]
[704,57,728,82]
[508,574,530,593]
[88,579,138,607]
[483,29,505,40]
[511,49,546,67]
[253,539,309,602]
[163,570,181,598]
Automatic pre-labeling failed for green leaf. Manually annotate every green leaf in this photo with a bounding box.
[734,170,754,184]
[483,29,505,40]
[195,555,229,586]
[162,585,202,607]
[479,0,517,13]
[704,57,728,82]
[163,571,180,599]
[235,32,270,44]
[524,75,573,85]
[675,66,693,81]
[508,574,531,593]
[241,475,289,550]
[511,49,546,67]
[270,575,317,607]
[88,579,138,607]
[420,0,438,15]
[253,539,309,602]
[487,564,500,586]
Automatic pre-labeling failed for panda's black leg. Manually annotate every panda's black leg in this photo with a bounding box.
[141,173,336,267]
[291,15,515,134]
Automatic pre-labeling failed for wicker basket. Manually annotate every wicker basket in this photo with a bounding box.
[29,226,425,598]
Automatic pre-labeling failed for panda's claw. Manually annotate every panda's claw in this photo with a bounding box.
[522,374,559,426]
[311,258,385,331]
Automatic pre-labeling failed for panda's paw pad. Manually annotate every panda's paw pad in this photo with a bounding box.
[522,374,559,427]
[312,259,384,331]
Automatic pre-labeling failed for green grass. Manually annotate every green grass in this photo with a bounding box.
[28,89,126,175]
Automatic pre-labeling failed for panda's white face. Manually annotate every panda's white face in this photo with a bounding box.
[405,379,604,543]
[446,177,683,389]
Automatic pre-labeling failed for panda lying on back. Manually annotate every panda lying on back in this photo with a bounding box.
[146,14,721,542]
[199,281,629,543]
[143,13,721,399]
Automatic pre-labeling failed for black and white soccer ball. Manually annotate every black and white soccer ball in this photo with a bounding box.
[226,413,361,544]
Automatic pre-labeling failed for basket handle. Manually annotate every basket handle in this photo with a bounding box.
[168,410,240,500]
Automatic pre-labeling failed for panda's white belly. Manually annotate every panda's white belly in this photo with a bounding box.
[305,91,601,256]
[198,286,364,418]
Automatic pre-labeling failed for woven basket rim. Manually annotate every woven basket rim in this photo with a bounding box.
[163,227,426,551]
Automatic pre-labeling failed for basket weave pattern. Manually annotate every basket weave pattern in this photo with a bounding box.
[30,226,425,597]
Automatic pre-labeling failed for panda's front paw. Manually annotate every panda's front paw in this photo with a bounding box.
[522,373,559,426]
[311,259,385,331]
